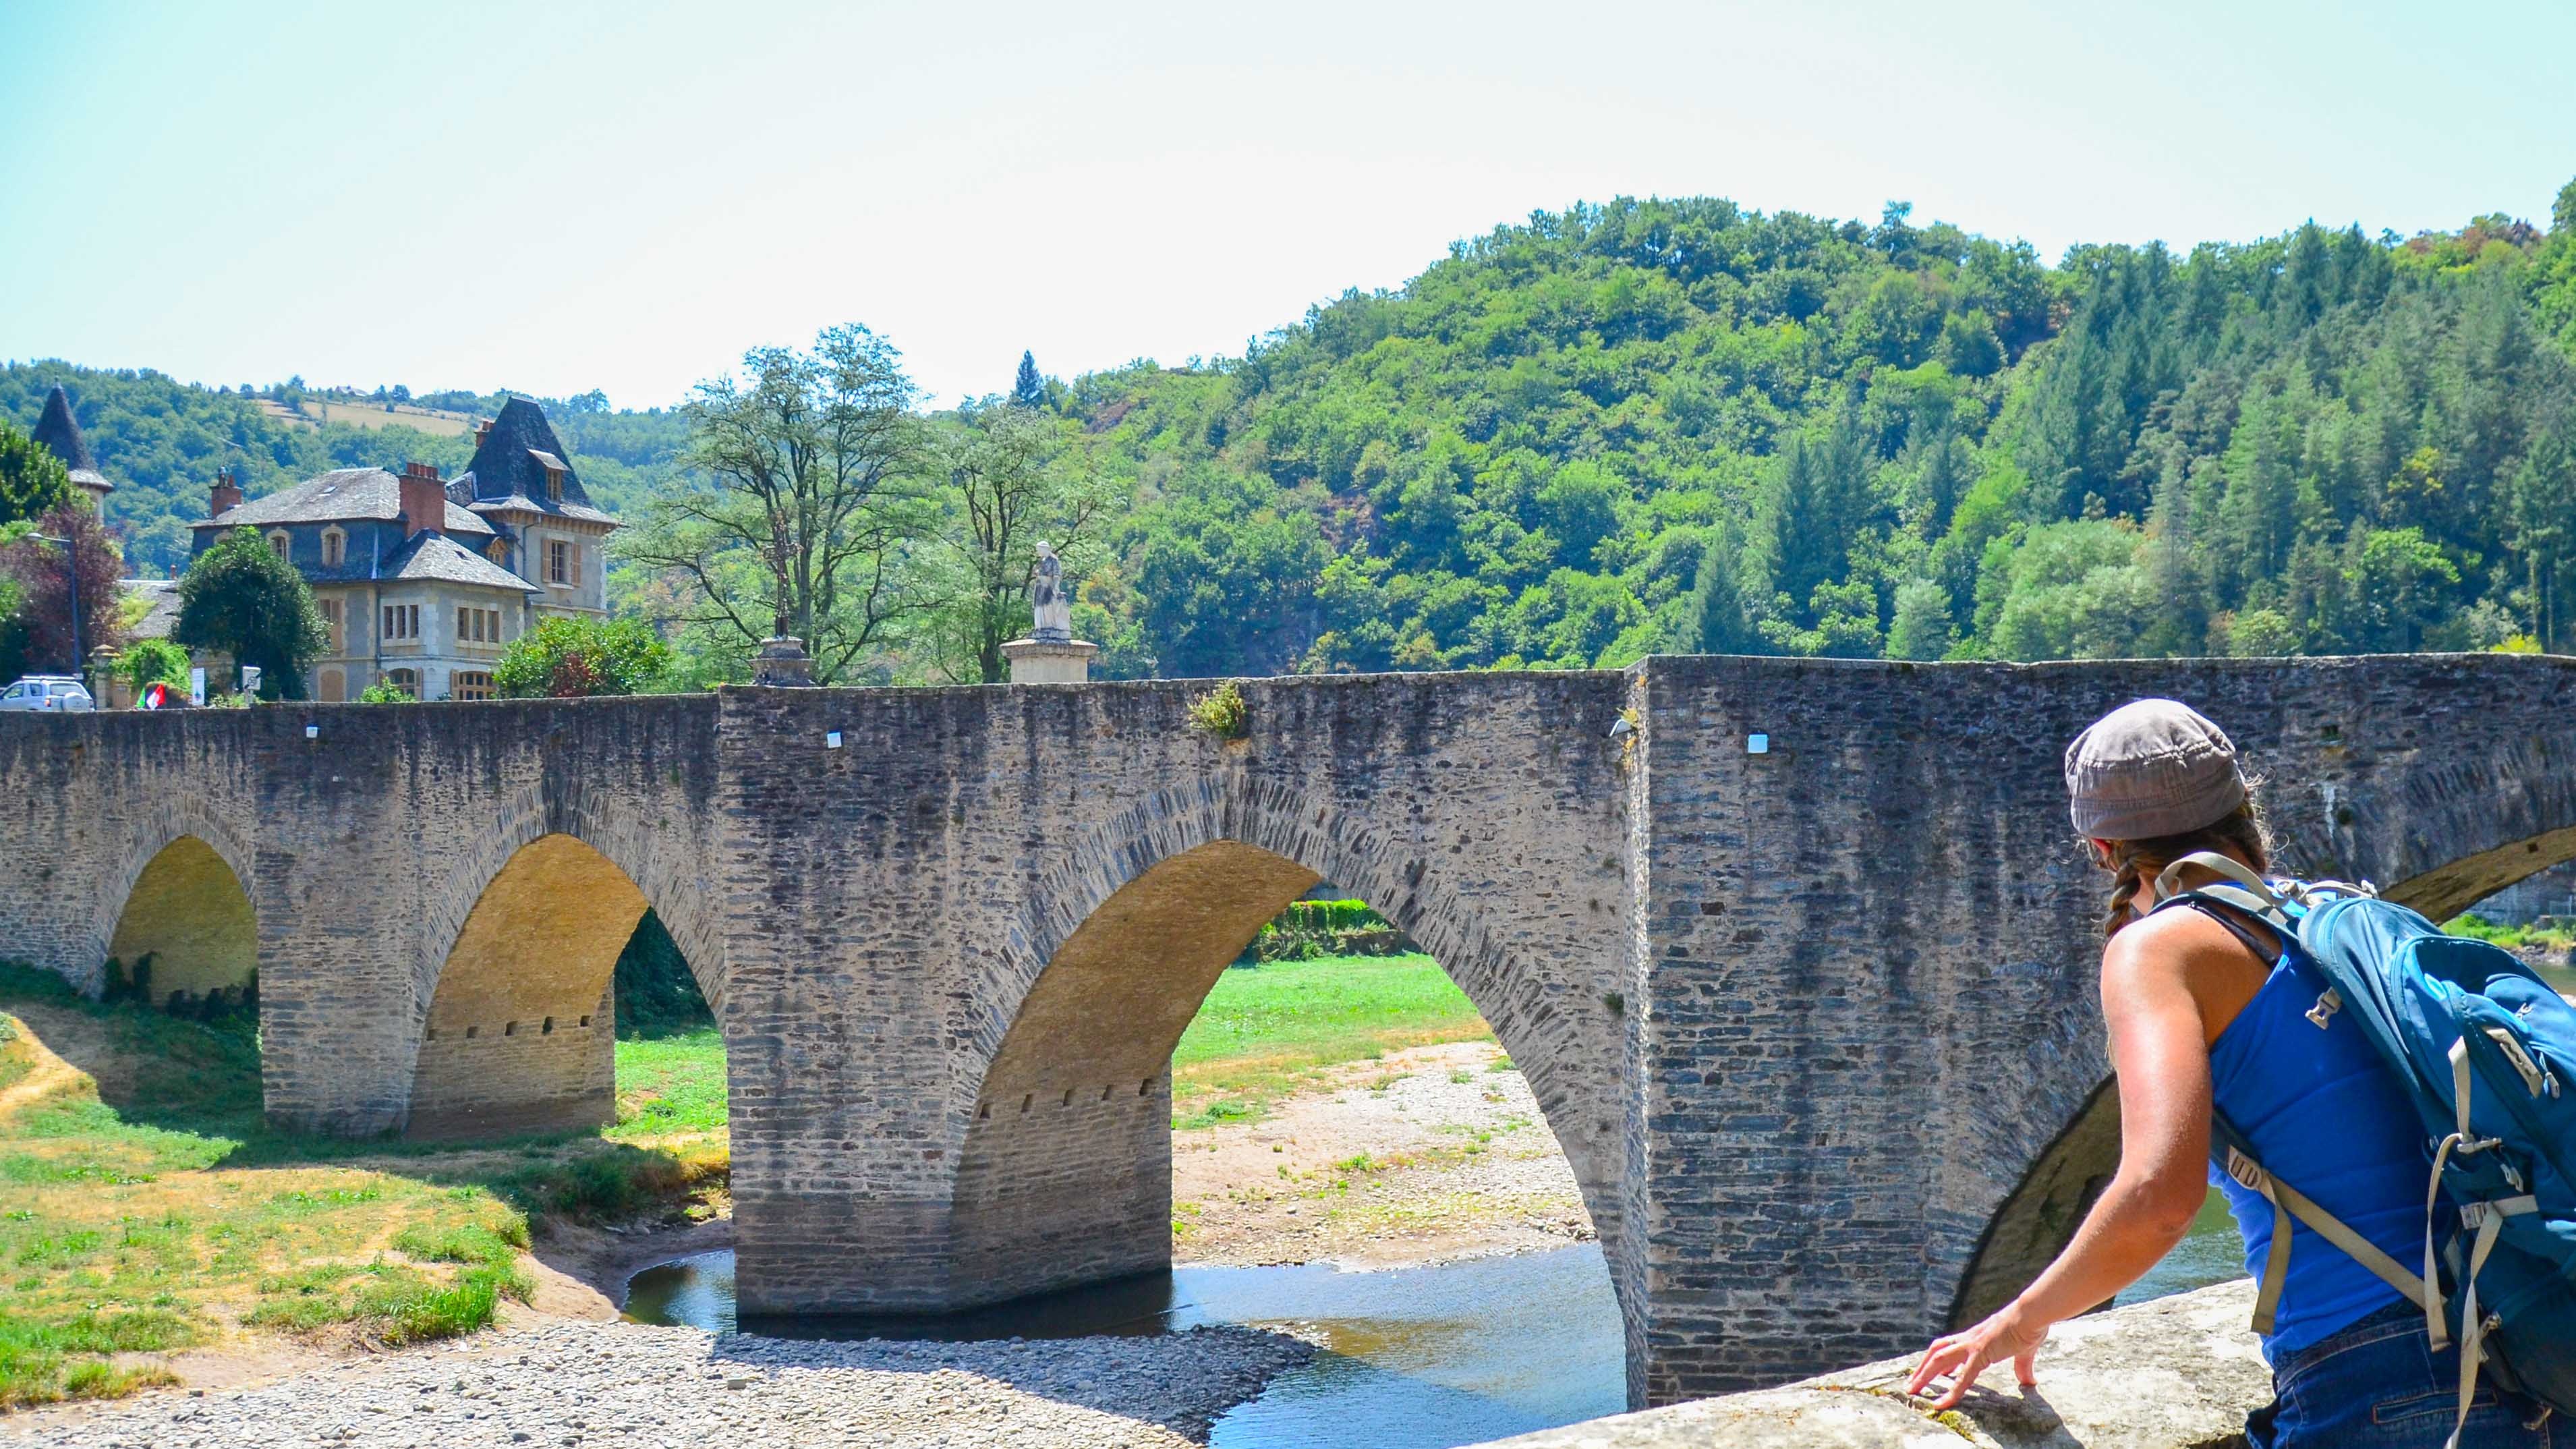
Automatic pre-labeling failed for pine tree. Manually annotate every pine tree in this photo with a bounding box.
[1010,351,1046,409]
[1679,523,1758,654]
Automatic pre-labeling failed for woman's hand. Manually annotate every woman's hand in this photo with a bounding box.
[1905,1302,2049,1411]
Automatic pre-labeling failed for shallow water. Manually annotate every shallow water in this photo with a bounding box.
[626,1217,2248,1448]
[626,1244,1627,1448]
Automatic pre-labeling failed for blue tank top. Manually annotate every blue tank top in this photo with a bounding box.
[2205,917,2430,1359]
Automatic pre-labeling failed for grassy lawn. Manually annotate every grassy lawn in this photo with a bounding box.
[0,950,1485,1404]
[0,966,723,1410]
[1171,953,1493,1129]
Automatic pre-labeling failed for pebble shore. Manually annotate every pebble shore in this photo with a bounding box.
[9,1320,1315,1449]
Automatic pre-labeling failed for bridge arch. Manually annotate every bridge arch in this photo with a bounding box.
[404,785,726,1139]
[1949,734,2576,1330]
[946,778,1625,1307]
[86,805,260,1002]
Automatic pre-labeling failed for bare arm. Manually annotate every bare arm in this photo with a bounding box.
[1907,911,2233,1408]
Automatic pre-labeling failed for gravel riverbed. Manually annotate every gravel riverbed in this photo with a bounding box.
[8,1319,1314,1449]
[9,1042,1568,1448]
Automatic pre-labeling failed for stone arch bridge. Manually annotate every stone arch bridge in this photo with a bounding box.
[3,656,2573,1409]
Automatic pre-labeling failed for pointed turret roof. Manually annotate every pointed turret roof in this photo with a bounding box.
[30,386,113,498]
[455,396,617,526]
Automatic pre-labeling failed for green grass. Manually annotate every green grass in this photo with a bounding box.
[610,1029,728,1137]
[2450,912,2575,953]
[0,966,724,1409]
[1170,953,1491,1129]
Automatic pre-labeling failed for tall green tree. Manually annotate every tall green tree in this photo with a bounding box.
[0,423,71,526]
[923,401,1118,681]
[620,324,933,684]
[1679,523,1758,654]
[1011,351,1046,409]
[173,525,326,699]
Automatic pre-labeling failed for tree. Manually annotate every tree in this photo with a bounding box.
[1678,523,1758,654]
[494,616,671,698]
[173,526,326,700]
[1885,578,1954,660]
[925,401,1118,681]
[1010,351,1046,410]
[0,502,123,676]
[621,324,932,684]
[0,423,71,526]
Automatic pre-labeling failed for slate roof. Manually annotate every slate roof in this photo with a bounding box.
[192,467,495,536]
[380,532,540,592]
[32,387,113,496]
[119,579,181,642]
[453,397,619,527]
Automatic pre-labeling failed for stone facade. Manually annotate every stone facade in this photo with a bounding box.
[3,654,2573,1409]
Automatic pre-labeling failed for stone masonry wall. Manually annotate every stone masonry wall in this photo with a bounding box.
[1624,653,2576,1404]
[5,654,2574,1409]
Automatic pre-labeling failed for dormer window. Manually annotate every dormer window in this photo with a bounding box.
[486,537,509,566]
[266,531,291,563]
[321,528,345,568]
[546,465,564,502]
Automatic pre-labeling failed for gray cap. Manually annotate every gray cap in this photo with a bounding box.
[2064,698,2245,840]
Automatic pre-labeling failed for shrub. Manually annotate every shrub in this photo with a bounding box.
[494,616,670,698]
[115,638,190,697]
[1186,680,1249,739]
[357,676,413,703]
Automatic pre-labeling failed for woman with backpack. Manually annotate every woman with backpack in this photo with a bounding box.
[1905,698,2554,1446]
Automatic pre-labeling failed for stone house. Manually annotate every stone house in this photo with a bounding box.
[187,397,619,702]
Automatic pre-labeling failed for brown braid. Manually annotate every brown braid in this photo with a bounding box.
[2091,800,2272,939]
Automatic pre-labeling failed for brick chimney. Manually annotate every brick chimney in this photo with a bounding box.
[209,466,244,519]
[399,461,445,538]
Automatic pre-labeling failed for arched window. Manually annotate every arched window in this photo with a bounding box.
[266,530,291,562]
[320,528,345,567]
[384,668,418,700]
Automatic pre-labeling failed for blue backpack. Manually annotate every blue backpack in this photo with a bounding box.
[2159,852,2576,1446]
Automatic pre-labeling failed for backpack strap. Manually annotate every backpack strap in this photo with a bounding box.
[2155,851,2293,928]
[2207,1111,2447,1348]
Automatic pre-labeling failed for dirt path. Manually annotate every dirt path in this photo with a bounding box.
[1170,1040,1594,1269]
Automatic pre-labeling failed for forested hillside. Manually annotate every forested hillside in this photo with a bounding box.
[1062,186,2576,674]
[13,180,2576,672]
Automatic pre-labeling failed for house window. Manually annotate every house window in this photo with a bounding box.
[453,671,494,702]
[486,538,509,566]
[384,668,418,699]
[381,603,420,640]
[456,606,503,643]
[267,531,291,562]
[548,539,570,585]
[318,598,344,654]
[544,465,564,502]
[321,529,344,567]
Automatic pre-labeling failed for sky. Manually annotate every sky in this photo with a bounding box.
[5,0,2572,413]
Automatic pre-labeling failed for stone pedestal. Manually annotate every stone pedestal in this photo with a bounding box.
[1002,636,1097,684]
[751,635,815,687]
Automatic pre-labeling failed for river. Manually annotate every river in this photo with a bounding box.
[626,1218,2250,1448]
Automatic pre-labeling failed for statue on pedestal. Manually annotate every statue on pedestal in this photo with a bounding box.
[1031,540,1072,644]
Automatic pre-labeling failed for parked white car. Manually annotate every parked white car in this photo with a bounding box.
[0,676,95,711]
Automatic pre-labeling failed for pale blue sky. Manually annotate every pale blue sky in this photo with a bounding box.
[5,0,2571,411]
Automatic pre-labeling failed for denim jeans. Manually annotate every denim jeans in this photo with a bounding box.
[2249,1302,2555,1447]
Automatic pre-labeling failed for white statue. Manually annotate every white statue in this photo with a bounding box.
[1031,540,1072,642]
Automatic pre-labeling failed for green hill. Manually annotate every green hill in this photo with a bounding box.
[13,182,2576,667]
[1060,188,2576,675]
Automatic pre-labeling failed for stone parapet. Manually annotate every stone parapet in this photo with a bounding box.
[1468,1277,2269,1448]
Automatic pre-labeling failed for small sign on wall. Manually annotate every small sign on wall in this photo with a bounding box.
[190,667,206,706]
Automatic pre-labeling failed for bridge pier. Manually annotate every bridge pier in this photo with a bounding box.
[5,659,2574,1408]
